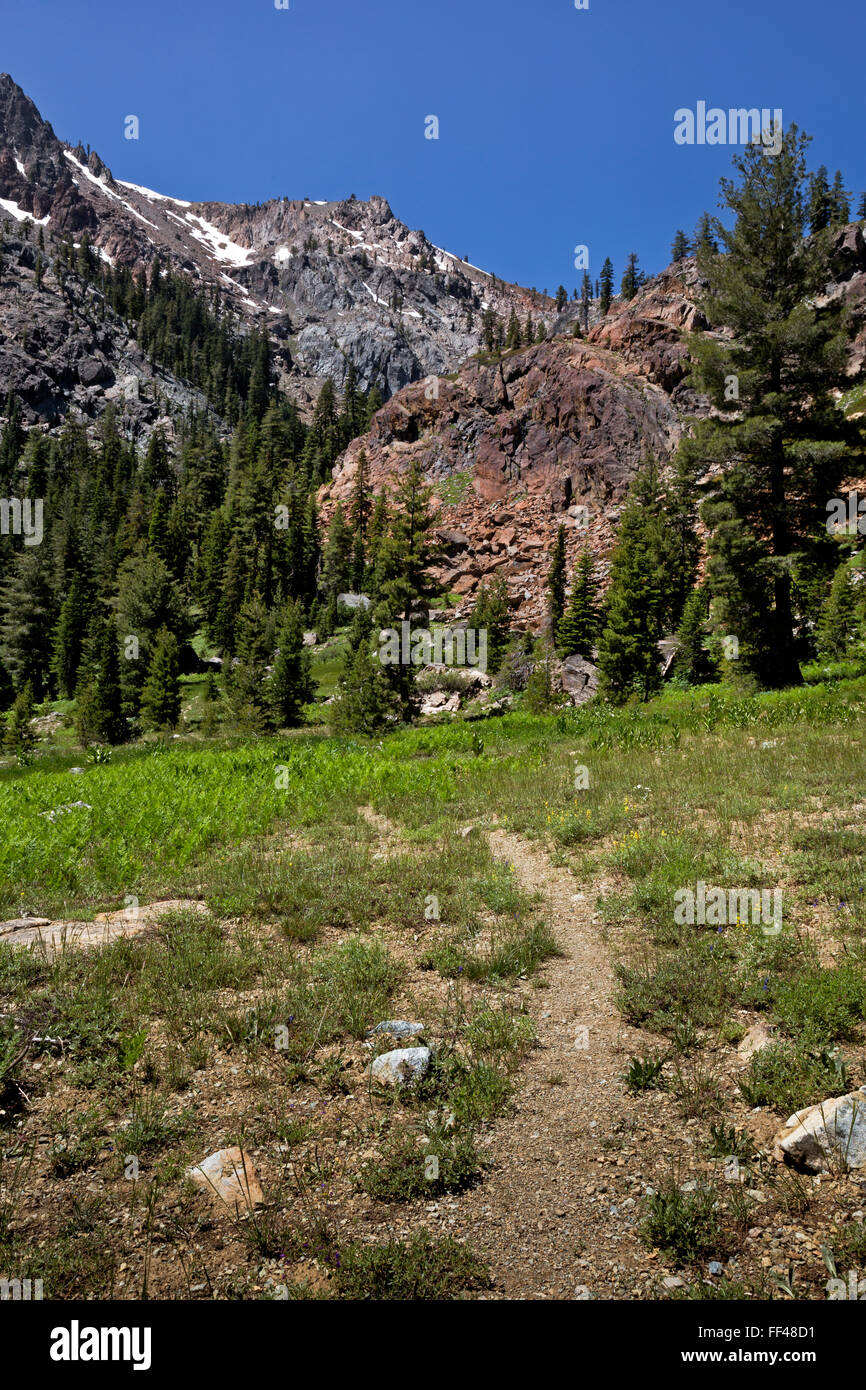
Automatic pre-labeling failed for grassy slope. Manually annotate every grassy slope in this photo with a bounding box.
[1,672,865,1298]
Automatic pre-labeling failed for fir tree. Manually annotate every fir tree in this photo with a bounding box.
[693,212,719,254]
[829,169,850,225]
[599,258,614,315]
[546,525,567,635]
[620,252,643,300]
[807,165,832,233]
[321,501,353,598]
[76,620,127,745]
[557,549,599,658]
[672,584,715,684]
[469,575,512,674]
[225,594,275,732]
[140,628,182,731]
[333,604,398,733]
[3,680,36,756]
[688,127,860,687]
[596,499,663,702]
[271,597,313,726]
[816,561,858,658]
[51,572,89,698]
[555,285,568,312]
[670,229,692,262]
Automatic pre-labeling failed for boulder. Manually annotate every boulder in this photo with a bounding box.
[556,655,598,706]
[773,1087,866,1172]
[370,1046,432,1087]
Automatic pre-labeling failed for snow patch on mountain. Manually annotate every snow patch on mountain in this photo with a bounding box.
[0,196,49,225]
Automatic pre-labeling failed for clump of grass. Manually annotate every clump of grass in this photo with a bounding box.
[615,944,734,1034]
[359,1122,483,1201]
[739,1040,851,1114]
[332,1231,490,1299]
[641,1176,724,1264]
[423,919,558,982]
[772,964,866,1044]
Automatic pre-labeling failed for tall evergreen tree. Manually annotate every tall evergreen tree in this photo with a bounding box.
[332,604,399,733]
[807,165,832,233]
[672,584,715,684]
[620,252,644,300]
[557,549,599,658]
[670,229,692,262]
[599,258,614,316]
[829,169,850,225]
[76,619,127,745]
[224,594,275,731]
[51,572,90,698]
[687,126,860,687]
[816,561,858,659]
[469,575,512,674]
[271,597,313,726]
[546,524,567,636]
[140,628,182,731]
[596,499,663,702]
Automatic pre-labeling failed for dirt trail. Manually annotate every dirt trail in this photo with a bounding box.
[440,827,660,1299]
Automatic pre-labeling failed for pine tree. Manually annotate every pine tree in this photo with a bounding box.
[829,169,850,225]
[599,258,614,315]
[140,628,182,731]
[271,598,313,726]
[506,310,521,350]
[670,229,692,262]
[147,489,170,561]
[76,620,127,745]
[620,252,643,300]
[557,549,599,658]
[693,212,719,254]
[555,285,568,312]
[580,271,592,330]
[688,127,861,687]
[547,525,567,635]
[808,165,832,233]
[672,584,715,684]
[469,575,512,673]
[816,562,858,659]
[858,192,866,221]
[51,572,90,698]
[332,605,398,733]
[596,499,663,702]
[225,594,275,731]
[3,681,36,755]
[321,501,353,598]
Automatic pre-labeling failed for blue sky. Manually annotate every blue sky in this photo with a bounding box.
[3,0,864,294]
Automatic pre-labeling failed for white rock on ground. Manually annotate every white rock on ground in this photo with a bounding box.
[774,1087,866,1172]
[368,1020,425,1040]
[186,1147,264,1212]
[370,1046,432,1087]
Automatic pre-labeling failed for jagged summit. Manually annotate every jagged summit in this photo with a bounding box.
[0,73,554,402]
